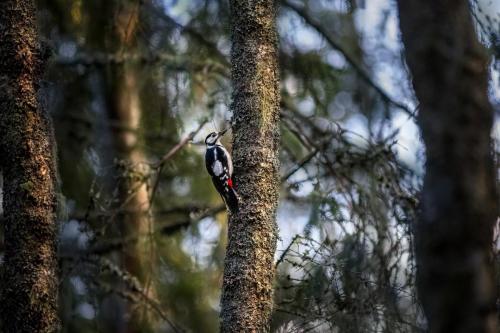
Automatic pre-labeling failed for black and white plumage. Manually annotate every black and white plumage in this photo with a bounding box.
[205,129,238,213]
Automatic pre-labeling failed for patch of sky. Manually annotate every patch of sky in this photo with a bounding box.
[172,177,191,197]
[70,276,87,296]
[278,8,325,53]
[58,41,77,58]
[77,302,96,320]
[181,216,221,267]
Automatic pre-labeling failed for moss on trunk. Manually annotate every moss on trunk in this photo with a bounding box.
[0,1,59,332]
[220,1,281,332]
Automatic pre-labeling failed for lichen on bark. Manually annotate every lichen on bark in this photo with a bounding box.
[0,1,59,332]
[220,1,281,332]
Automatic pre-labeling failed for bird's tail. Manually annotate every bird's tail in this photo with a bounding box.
[223,187,239,214]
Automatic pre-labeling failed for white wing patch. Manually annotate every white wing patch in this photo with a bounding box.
[212,161,223,176]
[219,145,233,176]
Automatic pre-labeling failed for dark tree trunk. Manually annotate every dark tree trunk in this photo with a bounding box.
[397,1,498,332]
[220,1,281,332]
[0,1,59,332]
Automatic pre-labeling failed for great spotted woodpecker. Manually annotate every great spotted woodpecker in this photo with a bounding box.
[205,129,238,213]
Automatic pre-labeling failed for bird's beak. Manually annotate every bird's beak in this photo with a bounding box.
[218,128,228,137]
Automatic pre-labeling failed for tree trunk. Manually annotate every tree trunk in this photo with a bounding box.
[0,1,59,332]
[397,1,498,332]
[106,64,153,333]
[104,4,155,333]
[220,1,281,332]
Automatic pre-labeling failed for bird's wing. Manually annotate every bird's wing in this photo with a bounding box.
[217,145,233,176]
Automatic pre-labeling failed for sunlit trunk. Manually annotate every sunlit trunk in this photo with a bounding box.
[0,0,59,331]
[220,1,281,332]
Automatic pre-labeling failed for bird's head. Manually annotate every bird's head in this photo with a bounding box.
[205,128,227,146]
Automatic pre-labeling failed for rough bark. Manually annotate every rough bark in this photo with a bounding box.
[220,1,281,332]
[397,1,498,332]
[0,1,59,332]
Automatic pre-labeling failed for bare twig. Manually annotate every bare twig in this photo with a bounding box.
[282,149,320,182]
[153,120,208,169]
[97,258,185,333]
[276,234,302,268]
[148,120,208,206]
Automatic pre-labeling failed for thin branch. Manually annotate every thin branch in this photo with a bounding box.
[144,3,230,66]
[158,204,226,234]
[153,120,208,168]
[276,234,302,268]
[282,0,416,118]
[66,204,226,257]
[53,51,228,76]
[148,119,208,206]
[96,258,185,333]
[281,148,320,182]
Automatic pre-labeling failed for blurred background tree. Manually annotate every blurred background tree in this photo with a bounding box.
[0,0,494,332]
[398,0,498,332]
